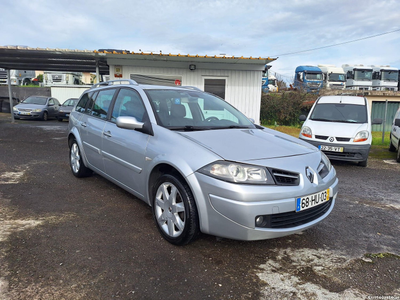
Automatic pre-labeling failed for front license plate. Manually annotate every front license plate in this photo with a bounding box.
[319,145,343,152]
[296,189,329,212]
[19,112,31,115]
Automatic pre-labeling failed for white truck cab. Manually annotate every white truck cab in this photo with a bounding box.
[318,64,346,90]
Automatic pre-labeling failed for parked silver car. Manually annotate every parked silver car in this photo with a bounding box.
[389,106,400,162]
[13,96,60,120]
[68,80,338,245]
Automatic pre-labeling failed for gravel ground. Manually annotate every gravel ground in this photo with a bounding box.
[0,113,399,300]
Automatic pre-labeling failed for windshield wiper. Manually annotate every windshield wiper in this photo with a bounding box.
[169,126,209,131]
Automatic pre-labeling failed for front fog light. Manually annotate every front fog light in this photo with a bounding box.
[256,216,264,226]
[255,215,269,227]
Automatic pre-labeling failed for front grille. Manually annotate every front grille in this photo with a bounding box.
[336,137,351,142]
[323,151,356,158]
[271,169,300,186]
[18,108,32,112]
[315,135,328,140]
[261,199,332,228]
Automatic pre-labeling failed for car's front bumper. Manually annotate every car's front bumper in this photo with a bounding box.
[13,111,44,119]
[299,138,370,163]
[187,167,338,241]
[58,112,70,120]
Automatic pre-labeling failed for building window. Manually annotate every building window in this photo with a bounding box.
[204,79,226,99]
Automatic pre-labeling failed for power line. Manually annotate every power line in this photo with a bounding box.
[271,28,400,57]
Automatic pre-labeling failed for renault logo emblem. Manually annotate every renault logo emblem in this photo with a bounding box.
[306,167,314,183]
[329,137,334,142]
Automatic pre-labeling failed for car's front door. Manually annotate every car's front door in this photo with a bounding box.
[102,88,150,197]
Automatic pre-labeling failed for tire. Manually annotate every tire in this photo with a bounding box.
[152,174,199,245]
[397,146,400,163]
[389,139,396,152]
[358,159,368,167]
[70,140,92,178]
[42,111,48,121]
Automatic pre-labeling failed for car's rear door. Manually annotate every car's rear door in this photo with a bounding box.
[80,88,116,172]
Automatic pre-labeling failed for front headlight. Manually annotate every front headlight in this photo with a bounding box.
[33,109,42,112]
[300,126,312,138]
[354,130,368,142]
[318,152,332,178]
[198,161,275,185]
[13,107,18,112]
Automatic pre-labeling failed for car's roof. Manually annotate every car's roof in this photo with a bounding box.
[318,95,366,105]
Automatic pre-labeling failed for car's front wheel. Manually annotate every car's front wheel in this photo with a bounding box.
[397,145,400,163]
[70,140,92,177]
[389,138,396,152]
[152,174,199,245]
[42,111,48,121]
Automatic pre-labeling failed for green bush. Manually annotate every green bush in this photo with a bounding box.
[260,92,317,126]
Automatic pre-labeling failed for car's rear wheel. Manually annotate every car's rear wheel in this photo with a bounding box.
[42,111,48,121]
[152,174,199,245]
[70,140,92,177]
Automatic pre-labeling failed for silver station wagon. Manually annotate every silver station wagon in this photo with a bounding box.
[68,80,338,245]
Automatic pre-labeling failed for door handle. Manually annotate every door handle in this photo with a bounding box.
[81,122,87,127]
[103,131,112,137]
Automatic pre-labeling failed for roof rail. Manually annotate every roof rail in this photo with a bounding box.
[181,86,203,91]
[91,79,138,89]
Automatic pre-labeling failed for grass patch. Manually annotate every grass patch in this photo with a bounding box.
[264,124,397,161]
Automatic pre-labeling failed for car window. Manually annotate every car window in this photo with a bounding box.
[111,88,147,123]
[76,92,93,113]
[90,89,116,120]
[49,99,54,106]
[85,91,99,114]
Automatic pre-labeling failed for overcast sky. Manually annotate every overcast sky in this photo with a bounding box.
[1,0,400,82]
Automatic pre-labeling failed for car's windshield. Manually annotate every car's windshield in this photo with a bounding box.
[310,103,367,123]
[63,99,78,106]
[22,96,47,105]
[145,89,255,130]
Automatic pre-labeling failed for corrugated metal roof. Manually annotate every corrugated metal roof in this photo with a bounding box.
[0,46,276,73]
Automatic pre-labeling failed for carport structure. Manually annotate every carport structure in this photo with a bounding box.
[0,46,276,123]
[0,46,109,122]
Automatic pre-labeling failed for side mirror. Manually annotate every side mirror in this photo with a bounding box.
[116,116,144,130]
[299,115,307,121]
[395,119,400,127]
[116,116,154,135]
[372,118,383,125]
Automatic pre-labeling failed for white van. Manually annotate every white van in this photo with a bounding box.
[299,95,382,167]
[389,106,400,162]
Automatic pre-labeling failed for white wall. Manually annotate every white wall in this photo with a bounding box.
[110,65,263,123]
[50,86,91,104]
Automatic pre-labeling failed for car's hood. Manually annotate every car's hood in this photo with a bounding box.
[16,103,45,109]
[179,128,316,162]
[305,120,368,137]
